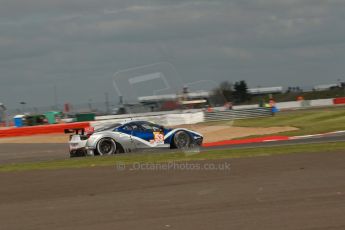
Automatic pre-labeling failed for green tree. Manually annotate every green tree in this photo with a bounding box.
[233,80,250,103]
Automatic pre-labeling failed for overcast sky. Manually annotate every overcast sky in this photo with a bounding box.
[1,0,345,109]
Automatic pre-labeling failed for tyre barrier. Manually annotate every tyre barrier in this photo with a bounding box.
[333,97,345,105]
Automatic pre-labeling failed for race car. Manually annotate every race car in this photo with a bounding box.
[65,120,203,157]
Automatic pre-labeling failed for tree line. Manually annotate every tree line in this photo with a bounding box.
[211,80,251,105]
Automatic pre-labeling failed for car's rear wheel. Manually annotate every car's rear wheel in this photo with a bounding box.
[97,138,116,155]
[70,149,87,158]
[173,131,192,149]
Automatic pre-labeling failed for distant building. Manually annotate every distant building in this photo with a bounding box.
[138,91,210,102]
[138,90,210,110]
[313,84,338,91]
[248,87,283,95]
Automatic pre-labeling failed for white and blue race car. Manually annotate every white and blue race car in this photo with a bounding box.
[65,121,203,157]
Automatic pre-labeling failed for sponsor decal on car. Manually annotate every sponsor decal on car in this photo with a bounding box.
[153,132,165,144]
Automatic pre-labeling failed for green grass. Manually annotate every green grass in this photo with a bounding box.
[1,141,345,172]
[233,107,345,136]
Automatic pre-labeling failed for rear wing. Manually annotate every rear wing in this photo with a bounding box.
[64,127,94,135]
[64,128,85,135]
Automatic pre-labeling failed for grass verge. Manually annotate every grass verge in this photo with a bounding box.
[1,141,345,172]
[233,107,345,136]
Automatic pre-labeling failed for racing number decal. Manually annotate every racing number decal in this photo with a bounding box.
[153,132,165,145]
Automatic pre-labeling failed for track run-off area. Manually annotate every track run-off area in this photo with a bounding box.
[0,131,344,165]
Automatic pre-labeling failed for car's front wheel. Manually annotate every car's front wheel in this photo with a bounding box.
[96,138,116,155]
[173,131,192,149]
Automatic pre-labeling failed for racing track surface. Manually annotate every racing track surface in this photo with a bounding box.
[0,132,344,164]
[1,151,345,229]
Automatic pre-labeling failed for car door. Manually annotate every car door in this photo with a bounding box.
[135,122,168,147]
[115,124,139,151]
[130,123,154,148]
[117,122,151,149]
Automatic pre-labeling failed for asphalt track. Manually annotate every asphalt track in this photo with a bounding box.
[0,132,344,164]
[1,151,345,229]
[0,134,345,229]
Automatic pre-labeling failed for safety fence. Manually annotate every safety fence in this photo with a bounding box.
[91,111,205,128]
[0,122,90,138]
[1,97,344,138]
[91,108,272,128]
[204,108,272,122]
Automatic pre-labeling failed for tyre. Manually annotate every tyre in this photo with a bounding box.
[96,138,116,155]
[116,143,125,154]
[173,131,192,149]
[70,149,86,158]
